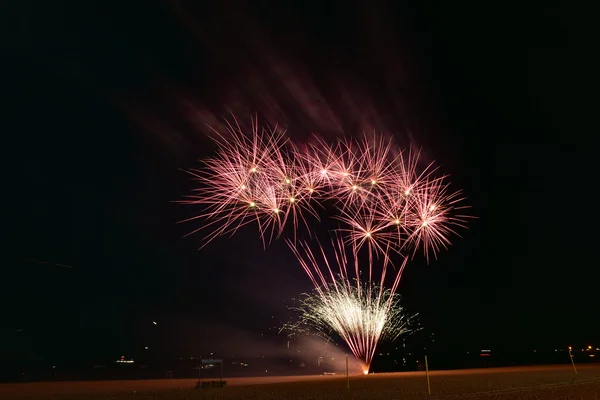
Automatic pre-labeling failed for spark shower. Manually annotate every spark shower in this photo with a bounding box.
[180,116,469,371]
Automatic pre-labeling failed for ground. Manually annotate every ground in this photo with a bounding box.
[1,365,599,399]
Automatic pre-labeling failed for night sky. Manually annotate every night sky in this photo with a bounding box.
[2,1,591,367]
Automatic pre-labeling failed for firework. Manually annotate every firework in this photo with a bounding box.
[285,236,414,372]
[178,116,296,246]
[284,276,417,373]
[181,117,469,261]
[181,116,469,370]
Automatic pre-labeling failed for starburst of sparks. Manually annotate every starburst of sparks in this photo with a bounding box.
[283,276,417,372]
[180,116,470,261]
[284,236,415,371]
[179,116,470,371]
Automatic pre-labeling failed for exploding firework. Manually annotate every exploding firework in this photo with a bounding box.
[284,276,417,373]
[180,116,469,370]
[180,117,469,262]
[283,235,419,371]
[179,117,295,246]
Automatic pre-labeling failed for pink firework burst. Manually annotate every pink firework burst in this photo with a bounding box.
[180,117,470,262]
[178,116,291,246]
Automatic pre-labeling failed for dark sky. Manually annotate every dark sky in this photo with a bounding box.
[2,1,590,366]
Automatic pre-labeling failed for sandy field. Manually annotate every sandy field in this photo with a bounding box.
[1,364,599,399]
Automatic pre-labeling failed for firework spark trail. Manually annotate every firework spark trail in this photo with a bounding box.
[285,235,414,369]
[284,276,417,373]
